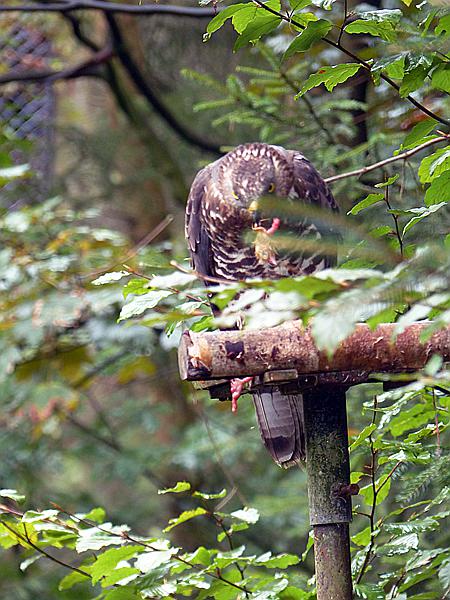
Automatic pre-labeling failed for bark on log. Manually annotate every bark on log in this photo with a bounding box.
[178,322,450,381]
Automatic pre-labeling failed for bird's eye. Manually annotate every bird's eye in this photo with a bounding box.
[268,183,275,193]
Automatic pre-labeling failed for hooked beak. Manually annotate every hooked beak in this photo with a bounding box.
[248,200,261,226]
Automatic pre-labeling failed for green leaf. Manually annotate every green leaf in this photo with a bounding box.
[91,546,143,585]
[419,147,450,183]
[436,14,450,37]
[76,524,129,552]
[402,203,447,237]
[401,119,438,150]
[384,518,439,535]
[347,193,384,216]
[158,481,191,495]
[22,509,59,523]
[58,570,89,591]
[0,489,26,503]
[254,552,300,568]
[234,13,281,50]
[283,19,332,60]
[439,559,450,595]
[230,507,260,523]
[346,18,397,41]
[375,175,399,188]
[352,526,372,547]
[425,171,450,206]
[92,271,129,285]
[289,0,312,9]
[119,290,174,321]
[360,474,391,506]
[122,278,149,299]
[298,63,361,96]
[377,533,419,556]
[346,10,402,42]
[103,590,141,600]
[0,164,30,183]
[81,507,106,523]
[372,54,405,83]
[431,63,450,94]
[400,55,433,97]
[350,424,377,450]
[164,507,207,532]
[206,4,249,35]
[135,547,178,572]
[101,567,139,587]
[193,488,227,500]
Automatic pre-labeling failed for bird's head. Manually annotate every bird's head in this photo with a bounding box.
[217,143,292,224]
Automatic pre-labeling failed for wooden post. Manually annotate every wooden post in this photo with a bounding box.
[303,386,353,600]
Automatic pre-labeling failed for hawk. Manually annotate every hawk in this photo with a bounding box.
[185,143,338,467]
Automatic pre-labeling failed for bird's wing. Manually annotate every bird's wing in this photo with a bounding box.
[185,165,214,277]
[291,150,338,212]
[281,150,340,269]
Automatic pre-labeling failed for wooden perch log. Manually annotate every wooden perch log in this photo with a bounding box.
[178,322,450,382]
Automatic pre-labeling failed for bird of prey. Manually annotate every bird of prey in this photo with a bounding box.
[185,143,338,468]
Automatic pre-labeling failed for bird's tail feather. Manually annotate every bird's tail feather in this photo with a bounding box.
[251,386,305,468]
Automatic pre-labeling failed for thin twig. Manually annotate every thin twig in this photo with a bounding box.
[1,521,90,578]
[356,397,378,585]
[83,215,174,279]
[384,185,404,258]
[325,135,448,183]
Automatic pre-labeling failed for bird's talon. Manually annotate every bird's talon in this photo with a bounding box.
[230,377,253,412]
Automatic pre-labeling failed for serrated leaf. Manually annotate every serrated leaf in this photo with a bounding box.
[58,570,89,591]
[431,63,450,94]
[164,507,207,532]
[22,509,59,523]
[91,545,143,584]
[402,202,447,237]
[401,119,438,150]
[289,0,312,9]
[419,147,450,183]
[378,533,419,556]
[76,524,129,552]
[283,19,332,60]
[234,13,281,50]
[101,567,139,587]
[20,554,42,571]
[375,175,399,188]
[192,488,227,500]
[439,559,450,594]
[424,171,450,206]
[135,547,178,572]
[348,193,384,216]
[254,552,300,568]
[400,55,433,97]
[206,4,249,35]
[350,424,377,450]
[123,278,150,299]
[158,481,191,495]
[119,290,174,321]
[230,507,260,523]
[436,14,450,36]
[352,526,372,547]
[347,18,396,41]
[0,489,26,503]
[92,271,129,286]
[298,63,361,96]
[346,11,401,42]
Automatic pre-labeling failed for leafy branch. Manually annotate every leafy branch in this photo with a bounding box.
[324,134,449,183]
[250,0,450,128]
